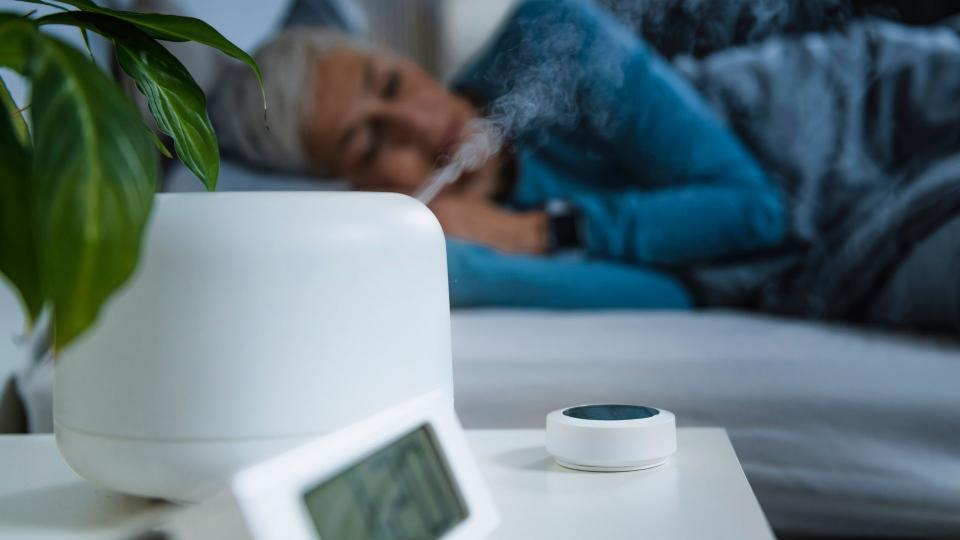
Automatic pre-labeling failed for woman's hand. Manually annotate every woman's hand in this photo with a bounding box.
[429,196,548,254]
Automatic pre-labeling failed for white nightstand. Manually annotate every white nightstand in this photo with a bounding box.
[0,428,772,539]
[471,428,773,539]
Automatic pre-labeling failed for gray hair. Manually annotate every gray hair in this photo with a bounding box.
[210,27,367,175]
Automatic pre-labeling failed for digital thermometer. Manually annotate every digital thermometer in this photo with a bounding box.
[146,391,498,540]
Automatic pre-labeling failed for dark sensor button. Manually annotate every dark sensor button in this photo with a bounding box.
[562,404,660,421]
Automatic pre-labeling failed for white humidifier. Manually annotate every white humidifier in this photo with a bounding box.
[55,192,453,502]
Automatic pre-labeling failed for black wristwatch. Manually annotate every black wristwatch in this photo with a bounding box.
[544,200,583,252]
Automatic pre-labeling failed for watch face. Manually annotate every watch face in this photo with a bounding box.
[303,425,467,540]
[562,404,659,421]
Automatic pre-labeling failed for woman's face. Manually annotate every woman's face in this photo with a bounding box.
[302,48,478,193]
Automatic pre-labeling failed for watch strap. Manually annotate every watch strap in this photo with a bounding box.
[545,200,583,252]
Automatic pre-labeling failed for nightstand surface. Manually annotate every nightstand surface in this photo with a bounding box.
[469,427,773,540]
[0,428,772,539]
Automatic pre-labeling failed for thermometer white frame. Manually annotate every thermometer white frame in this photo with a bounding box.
[163,390,498,540]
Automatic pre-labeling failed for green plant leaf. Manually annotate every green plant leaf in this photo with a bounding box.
[28,32,158,349]
[150,129,173,158]
[78,25,95,61]
[25,0,265,108]
[18,0,68,11]
[40,11,219,190]
[0,74,29,145]
[118,39,217,188]
[0,13,34,72]
[0,75,42,329]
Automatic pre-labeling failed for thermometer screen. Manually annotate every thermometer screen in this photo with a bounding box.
[303,425,467,539]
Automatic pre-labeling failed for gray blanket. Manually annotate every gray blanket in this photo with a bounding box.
[673,19,960,322]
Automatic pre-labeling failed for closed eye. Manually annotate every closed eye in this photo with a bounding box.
[382,71,401,100]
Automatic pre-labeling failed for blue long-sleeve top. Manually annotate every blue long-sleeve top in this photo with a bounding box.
[446,0,786,308]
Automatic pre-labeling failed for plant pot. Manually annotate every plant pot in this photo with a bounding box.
[55,192,453,502]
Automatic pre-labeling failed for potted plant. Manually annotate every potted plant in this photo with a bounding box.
[2,2,456,503]
[0,0,263,352]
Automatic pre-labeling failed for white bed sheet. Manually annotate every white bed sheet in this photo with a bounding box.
[450,309,960,537]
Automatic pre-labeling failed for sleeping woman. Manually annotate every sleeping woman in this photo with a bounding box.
[211,0,960,334]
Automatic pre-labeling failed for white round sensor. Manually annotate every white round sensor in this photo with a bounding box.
[546,404,677,472]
